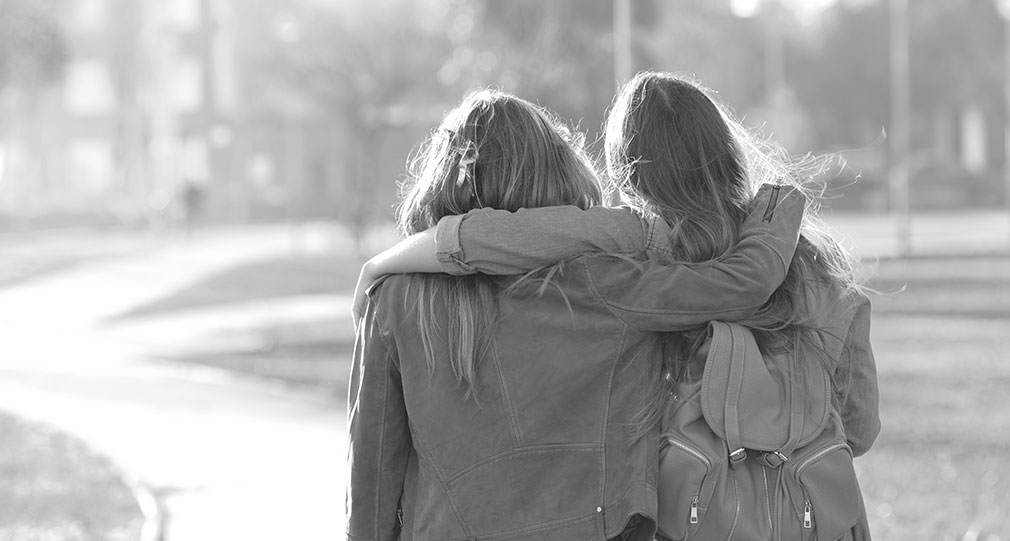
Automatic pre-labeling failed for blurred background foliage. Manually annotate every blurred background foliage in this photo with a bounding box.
[0,0,1007,243]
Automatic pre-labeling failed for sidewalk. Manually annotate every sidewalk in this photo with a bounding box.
[0,225,353,541]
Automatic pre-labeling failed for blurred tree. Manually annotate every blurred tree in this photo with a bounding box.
[0,0,66,131]
[635,0,765,114]
[253,0,625,250]
[0,0,65,95]
[785,0,1007,209]
[465,0,617,144]
[789,2,890,150]
[0,0,66,225]
[260,0,455,252]
[791,0,1003,150]
[907,0,1002,114]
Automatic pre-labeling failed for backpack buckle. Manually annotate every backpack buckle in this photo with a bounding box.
[757,451,789,468]
[729,447,747,468]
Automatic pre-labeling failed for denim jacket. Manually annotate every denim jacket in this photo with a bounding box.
[346,185,806,540]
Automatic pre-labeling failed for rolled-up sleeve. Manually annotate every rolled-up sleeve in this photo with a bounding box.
[346,296,410,541]
[433,205,647,275]
[583,185,806,331]
[434,214,476,275]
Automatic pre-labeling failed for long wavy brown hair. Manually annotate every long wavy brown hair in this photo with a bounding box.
[605,72,860,429]
[397,89,602,399]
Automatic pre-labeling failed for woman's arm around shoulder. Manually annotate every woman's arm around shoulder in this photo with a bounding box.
[583,184,807,331]
[351,205,645,326]
[435,205,647,275]
[352,229,442,326]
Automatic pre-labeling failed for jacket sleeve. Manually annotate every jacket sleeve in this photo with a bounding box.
[346,296,410,541]
[582,185,805,331]
[434,205,646,275]
[834,291,881,457]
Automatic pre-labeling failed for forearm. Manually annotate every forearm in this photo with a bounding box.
[587,248,784,331]
[434,206,646,275]
[366,228,441,277]
[353,229,439,327]
[589,185,807,331]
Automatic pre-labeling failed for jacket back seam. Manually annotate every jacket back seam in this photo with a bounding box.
[407,420,474,538]
[603,298,766,317]
[598,325,627,513]
[478,512,598,539]
[490,340,523,446]
[444,443,602,484]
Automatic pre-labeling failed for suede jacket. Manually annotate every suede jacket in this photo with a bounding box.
[346,185,806,541]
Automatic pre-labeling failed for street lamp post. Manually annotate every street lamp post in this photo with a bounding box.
[997,0,1010,250]
[889,0,911,256]
[613,0,632,88]
[763,0,784,105]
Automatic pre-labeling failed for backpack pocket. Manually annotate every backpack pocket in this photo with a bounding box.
[656,435,717,541]
[789,443,861,541]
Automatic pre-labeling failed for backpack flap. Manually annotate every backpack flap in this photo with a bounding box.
[700,321,831,453]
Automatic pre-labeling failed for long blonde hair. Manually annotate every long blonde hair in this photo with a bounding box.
[397,89,602,399]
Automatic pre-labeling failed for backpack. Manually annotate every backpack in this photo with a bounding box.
[655,321,865,541]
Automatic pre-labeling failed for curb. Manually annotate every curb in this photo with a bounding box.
[133,482,167,541]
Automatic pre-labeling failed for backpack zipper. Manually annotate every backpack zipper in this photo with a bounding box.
[726,470,741,539]
[794,443,847,531]
[795,443,846,475]
[664,436,710,529]
[761,466,774,532]
[664,437,711,468]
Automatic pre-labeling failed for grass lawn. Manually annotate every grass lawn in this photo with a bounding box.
[117,252,362,318]
[858,257,1010,539]
[171,318,353,395]
[0,413,144,541]
[0,229,160,290]
[120,252,360,394]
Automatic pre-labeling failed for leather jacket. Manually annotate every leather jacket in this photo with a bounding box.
[346,185,806,540]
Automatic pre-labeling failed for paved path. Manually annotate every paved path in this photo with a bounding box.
[0,226,352,541]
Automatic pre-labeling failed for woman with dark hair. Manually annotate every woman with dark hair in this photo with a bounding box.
[353,73,878,539]
[347,87,805,540]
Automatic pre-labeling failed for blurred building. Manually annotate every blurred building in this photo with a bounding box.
[4,0,1004,226]
[0,0,362,228]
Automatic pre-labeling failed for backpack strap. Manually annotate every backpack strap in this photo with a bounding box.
[718,322,749,469]
[756,330,805,469]
[707,323,828,467]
